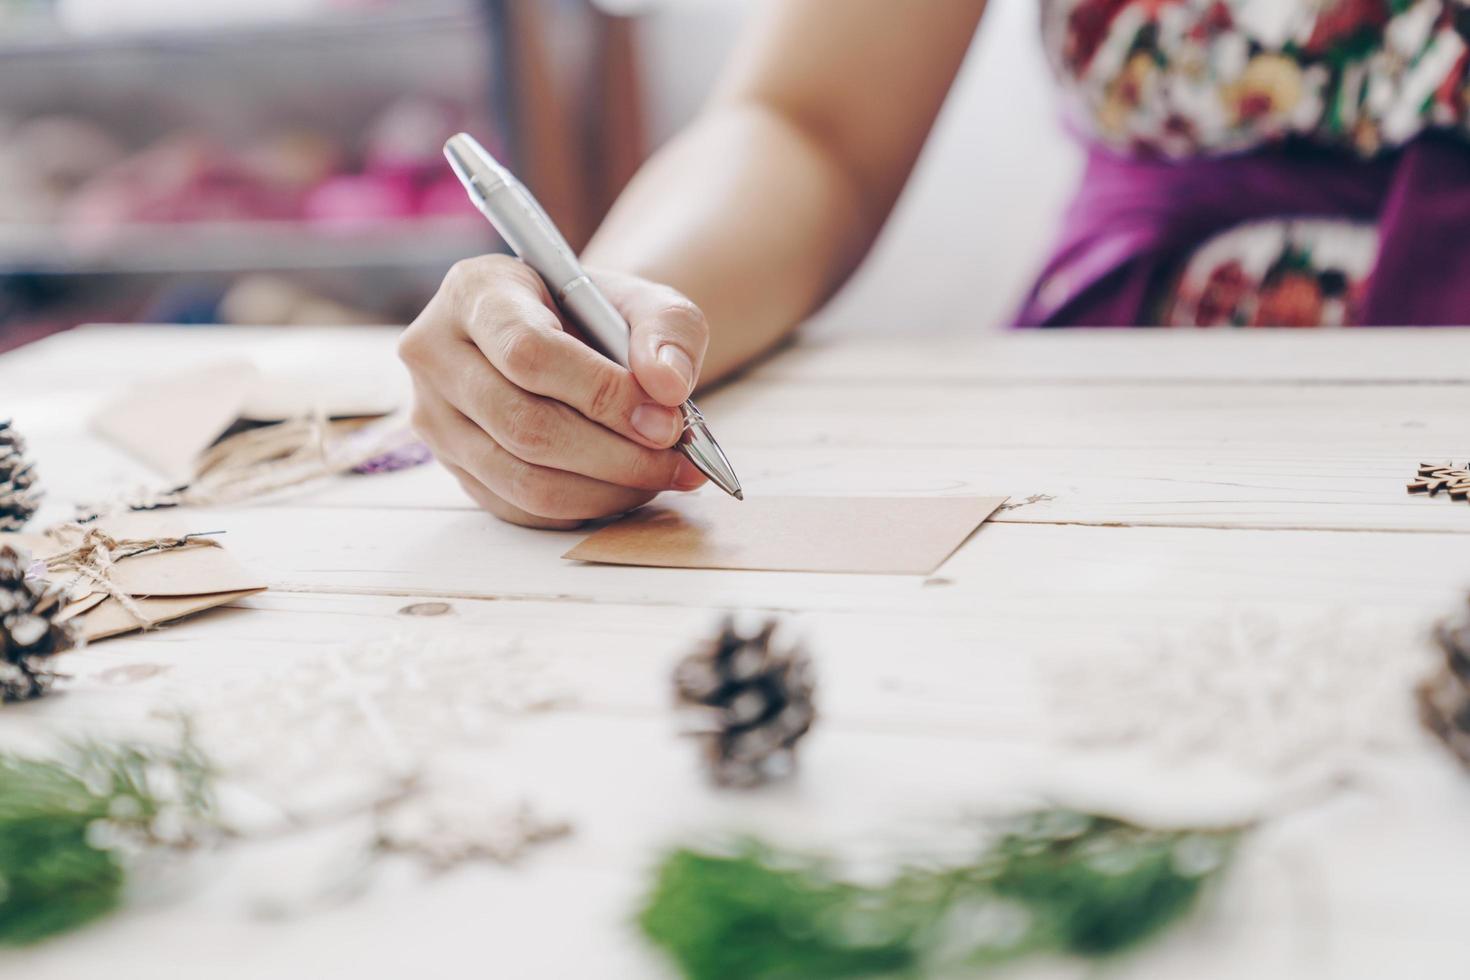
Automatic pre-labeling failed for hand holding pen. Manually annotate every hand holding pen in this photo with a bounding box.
[398,135,741,529]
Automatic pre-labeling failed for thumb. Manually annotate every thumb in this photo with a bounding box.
[598,273,709,407]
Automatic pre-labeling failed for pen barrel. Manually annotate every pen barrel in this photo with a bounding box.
[479,182,633,369]
[558,276,632,368]
[479,182,581,287]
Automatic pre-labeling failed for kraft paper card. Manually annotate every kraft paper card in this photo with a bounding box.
[563,495,1008,575]
[94,359,260,481]
[2,517,267,642]
[93,358,402,482]
[72,589,265,643]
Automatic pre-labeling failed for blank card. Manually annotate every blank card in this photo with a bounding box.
[563,495,1007,575]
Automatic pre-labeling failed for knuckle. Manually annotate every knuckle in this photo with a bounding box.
[449,255,545,313]
[396,324,428,367]
[627,449,680,490]
[445,258,475,285]
[448,256,544,330]
[499,397,558,460]
[654,295,708,341]
[497,325,548,382]
[446,254,511,287]
[506,459,565,518]
[443,258,482,295]
[585,364,630,422]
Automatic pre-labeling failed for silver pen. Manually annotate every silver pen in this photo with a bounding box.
[443,132,743,501]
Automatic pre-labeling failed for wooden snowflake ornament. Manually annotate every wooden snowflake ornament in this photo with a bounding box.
[1408,463,1470,500]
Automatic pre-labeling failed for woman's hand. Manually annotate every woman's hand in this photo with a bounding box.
[399,255,710,529]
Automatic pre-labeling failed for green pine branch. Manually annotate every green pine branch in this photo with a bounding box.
[640,811,1240,980]
[0,736,213,946]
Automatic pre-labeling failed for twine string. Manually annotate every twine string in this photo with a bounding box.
[43,526,222,628]
[81,413,416,522]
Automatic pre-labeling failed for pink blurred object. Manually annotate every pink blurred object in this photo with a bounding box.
[242,129,343,192]
[416,174,479,218]
[64,136,302,246]
[303,172,418,230]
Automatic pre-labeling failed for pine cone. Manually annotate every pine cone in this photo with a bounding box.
[1417,615,1470,768]
[673,616,816,787]
[0,420,40,531]
[0,545,77,702]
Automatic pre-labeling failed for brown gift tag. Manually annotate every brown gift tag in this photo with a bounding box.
[1,517,267,642]
[93,359,260,481]
[92,358,403,481]
[563,495,1008,575]
[72,589,264,643]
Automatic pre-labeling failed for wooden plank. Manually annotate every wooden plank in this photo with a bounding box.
[13,373,1470,534]
[73,507,1469,617]
[749,329,1470,385]
[35,349,1464,458]
[18,588,1437,742]
[696,378,1470,453]
[20,425,1470,536]
[3,593,1466,978]
[1,323,402,382]
[13,325,1470,389]
[26,367,1466,458]
[293,445,1470,535]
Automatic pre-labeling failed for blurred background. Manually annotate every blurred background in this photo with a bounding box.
[0,0,1082,354]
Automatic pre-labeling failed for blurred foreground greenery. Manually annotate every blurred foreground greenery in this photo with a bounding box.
[640,811,1239,980]
[0,738,212,945]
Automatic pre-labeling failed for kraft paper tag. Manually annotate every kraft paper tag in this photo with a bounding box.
[563,495,1008,575]
[92,358,402,481]
[93,359,260,482]
[2,516,267,643]
[239,370,402,423]
[73,589,264,643]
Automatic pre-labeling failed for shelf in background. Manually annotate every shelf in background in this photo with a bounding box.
[0,217,497,275]
[0,1,482,59]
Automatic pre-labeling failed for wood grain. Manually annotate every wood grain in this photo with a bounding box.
[5,324,1470,979]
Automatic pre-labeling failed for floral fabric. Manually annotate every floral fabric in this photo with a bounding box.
[1163,218,1377,326]
[1040,0,1470,326]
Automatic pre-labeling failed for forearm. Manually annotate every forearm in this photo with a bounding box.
[583,101,878,385]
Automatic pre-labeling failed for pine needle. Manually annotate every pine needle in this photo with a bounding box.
[639,811,1240,980]
[0,738,213,946]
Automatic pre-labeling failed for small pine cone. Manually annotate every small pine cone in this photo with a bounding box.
[673,616,816,787]
[0,545,77,702]
[0,420,40,531]
[1417,617,1470,768]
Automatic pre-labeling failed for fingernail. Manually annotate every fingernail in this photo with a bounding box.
[631,403,680,445]
[672,456,706,490]
[658,344,695,395]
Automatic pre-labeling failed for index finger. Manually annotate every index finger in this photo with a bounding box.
[465,276,685,451]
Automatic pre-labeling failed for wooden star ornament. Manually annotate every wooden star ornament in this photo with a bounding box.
[1408,462,1470,500]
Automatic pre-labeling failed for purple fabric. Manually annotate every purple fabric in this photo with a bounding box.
[1014,135,1470,327]
[353,439,434,475]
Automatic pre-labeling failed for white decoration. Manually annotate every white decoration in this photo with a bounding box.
[175,630,575,877]
[1046,613,1430,774]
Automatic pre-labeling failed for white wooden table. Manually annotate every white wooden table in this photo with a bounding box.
[4,325,1470,979]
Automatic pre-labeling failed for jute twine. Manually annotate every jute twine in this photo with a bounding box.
[43,525,221,628]
[81,413,415,522]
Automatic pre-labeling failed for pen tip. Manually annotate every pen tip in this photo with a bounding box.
[734,490,745,501]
